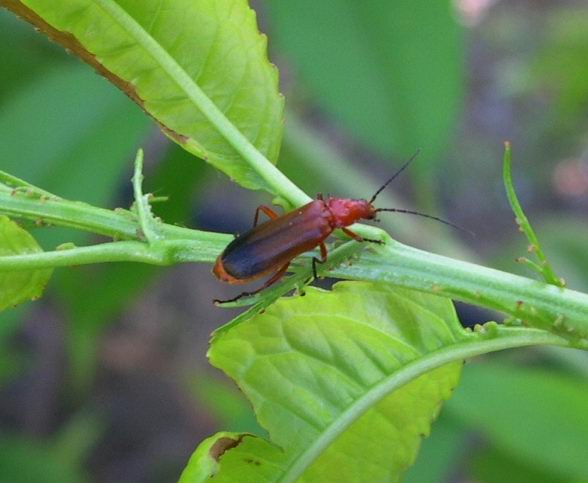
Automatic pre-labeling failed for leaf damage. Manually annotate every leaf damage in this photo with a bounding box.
[210,434,246,462]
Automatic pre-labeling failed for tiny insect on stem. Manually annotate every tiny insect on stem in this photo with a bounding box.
[213,151,469,304]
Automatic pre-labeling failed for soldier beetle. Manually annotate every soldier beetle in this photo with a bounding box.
[213,152,464,304]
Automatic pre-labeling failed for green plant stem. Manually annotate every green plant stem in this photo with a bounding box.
[0,170,57,198]
[2,163,588,343]
[0,190,221,242]
[330,241,588,343]
[280,325,571,483]
[2,187,588,341]
[516,257,546,276]
[503,142,562,286]
[0,239,228,270]
[3,187,588,344]
[131,148,160,242]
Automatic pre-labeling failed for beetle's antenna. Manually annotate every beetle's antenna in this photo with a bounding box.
[369,149,421,204]
[375,208,474,236]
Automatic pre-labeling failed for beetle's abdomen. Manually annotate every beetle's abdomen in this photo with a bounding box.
[219,201,332,281]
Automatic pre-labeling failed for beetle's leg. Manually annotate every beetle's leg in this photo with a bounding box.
[214,262,290,305]
[341,227,363,241]
[320,241,328,260]
[253,205,279,227]
[311,258,323,279]
[341,227,384,245]
[312,242,328,279]
[260,262,290,290]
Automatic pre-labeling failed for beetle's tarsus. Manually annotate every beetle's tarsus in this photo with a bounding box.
[214,292,254,305]
[361,238,384,245]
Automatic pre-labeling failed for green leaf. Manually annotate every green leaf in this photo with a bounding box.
[0,216,52,311]
[4,0,284,192]
[266,0,463,164]
[448,362,588,481]
[197,282,464,482]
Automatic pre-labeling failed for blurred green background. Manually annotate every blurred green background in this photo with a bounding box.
[1,0,588,482]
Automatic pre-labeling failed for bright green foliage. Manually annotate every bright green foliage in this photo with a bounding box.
[0,216,52,311]
[448,362,588,481]
[9,0,284,191]
[183,282,464,482]
[265,0,462,165]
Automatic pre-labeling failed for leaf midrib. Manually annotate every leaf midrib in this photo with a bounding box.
[92,0,306,203]
[276,327,569,483]
[94,0,237,147]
